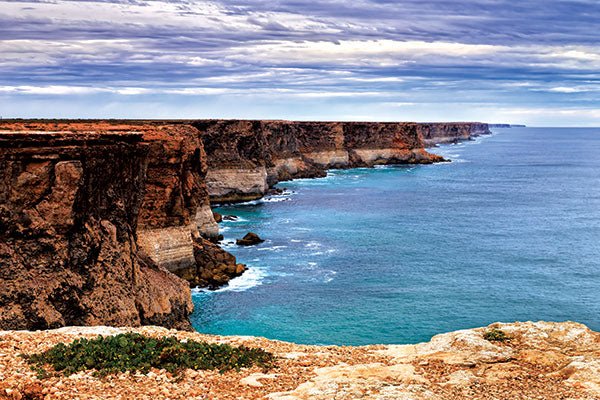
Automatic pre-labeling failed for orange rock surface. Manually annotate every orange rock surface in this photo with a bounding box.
[0,321,598,399]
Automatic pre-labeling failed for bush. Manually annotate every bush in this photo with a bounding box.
[24,333,275,377]
[483,328,509,342]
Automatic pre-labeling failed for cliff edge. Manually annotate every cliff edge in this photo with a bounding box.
[0,119,491,331]
[0,128,193,330]
[195,120,489,203]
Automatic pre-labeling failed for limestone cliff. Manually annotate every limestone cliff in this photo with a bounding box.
[0,119,491,330]
[0,121,240,331]
[0,128,193,330]
[194,120,461,203]
[1,321,598,399]
[417,122,491,146]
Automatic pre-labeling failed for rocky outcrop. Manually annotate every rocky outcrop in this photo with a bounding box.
[194,120,489,203]
[236,232,265,246]
[1,321,599,399]
[417,122,491,146]
[0,121,245,331]
[0,128,193,331]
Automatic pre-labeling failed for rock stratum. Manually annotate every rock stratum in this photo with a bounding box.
[0,119,489,331]
[1,321,599,399]
[196,120,489,203]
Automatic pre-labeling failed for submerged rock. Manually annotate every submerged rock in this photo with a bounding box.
[237,232,265,246]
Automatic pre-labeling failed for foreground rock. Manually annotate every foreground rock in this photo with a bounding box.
[0,321,598,399]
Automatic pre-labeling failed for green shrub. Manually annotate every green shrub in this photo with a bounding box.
[23,333,275,377]
[483,328,509,342]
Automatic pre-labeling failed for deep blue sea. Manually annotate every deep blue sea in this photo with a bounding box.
[191,127,600,345]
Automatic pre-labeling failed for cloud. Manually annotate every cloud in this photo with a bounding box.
[0,0,598,124]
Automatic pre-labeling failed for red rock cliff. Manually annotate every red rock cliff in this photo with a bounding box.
[0,119,491,330]
[0,127,194,330]
[194,120,487,203]
[0,121,245,330]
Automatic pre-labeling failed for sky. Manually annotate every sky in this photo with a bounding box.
[1,0,599,125]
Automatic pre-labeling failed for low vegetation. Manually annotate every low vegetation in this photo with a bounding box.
[483,328,509,342]
[24,333,275,377]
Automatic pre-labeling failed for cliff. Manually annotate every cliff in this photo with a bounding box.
[0,121,241,331]
[417,122,491,146]
[1,321,599,399]
[194,120,464,203]
[0,119,490,330]
[195,120,490,203]
[0,128,193,330]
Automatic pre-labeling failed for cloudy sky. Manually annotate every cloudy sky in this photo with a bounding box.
[1,0,599,125]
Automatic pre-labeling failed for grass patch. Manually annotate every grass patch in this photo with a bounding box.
[23,333,275,377]
[483,328,509,342]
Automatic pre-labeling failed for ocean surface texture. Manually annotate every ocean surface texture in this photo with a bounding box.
[192,127,600,345]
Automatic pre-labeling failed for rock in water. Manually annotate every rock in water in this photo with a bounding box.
[213,211,223,223]
[191,238,247,289]
[236,232,265,246]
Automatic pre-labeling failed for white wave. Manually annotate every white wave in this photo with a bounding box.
[292,227,313,232]
[290,239,302,243]
[305,241,322,249]
[323,272,336,283]
[307,269,337,283]
[256,245,288,252]
[192,267,267,294]
[221,216,248,223]
[236,199,261,206]
[262,196,290,203]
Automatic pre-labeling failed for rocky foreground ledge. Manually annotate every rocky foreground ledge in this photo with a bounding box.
[1,321,599,400]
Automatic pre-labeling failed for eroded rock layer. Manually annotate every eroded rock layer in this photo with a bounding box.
[0,119,490,330]
[194,120,489,203]
[0,128,193,330]
[0,121,238,330]
[417,122,491,146]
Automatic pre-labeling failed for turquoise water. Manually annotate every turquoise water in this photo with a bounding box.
[191,128,600,345]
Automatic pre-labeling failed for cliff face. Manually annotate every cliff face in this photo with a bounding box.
[0,128,193,330]
[0,121,242,330]
[195,120,456,203]
[417,122,491,146]
[0,119,491,330]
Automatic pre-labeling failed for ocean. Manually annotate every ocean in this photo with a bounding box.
[191,127,600,345]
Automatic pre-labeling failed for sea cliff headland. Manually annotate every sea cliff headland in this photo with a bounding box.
[0,119,489,331]
[2,121,600,399]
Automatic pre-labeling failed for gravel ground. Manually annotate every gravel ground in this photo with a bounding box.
[1,322,599,399]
